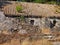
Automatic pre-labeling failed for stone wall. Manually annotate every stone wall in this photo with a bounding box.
[0,12,42,37]
[0,11,60,37]
[25,18,41,26]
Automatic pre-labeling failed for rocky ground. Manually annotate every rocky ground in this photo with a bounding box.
[0,33,53,45]
[0,31,60,45]
[0,32,60,45]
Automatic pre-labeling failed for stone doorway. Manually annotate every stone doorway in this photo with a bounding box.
[30,20,34,25]
[50,19,57,28]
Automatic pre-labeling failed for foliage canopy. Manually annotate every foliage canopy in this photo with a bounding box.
[17,0,60,5]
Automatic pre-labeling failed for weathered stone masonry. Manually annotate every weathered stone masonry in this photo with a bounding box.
[0,11,60,32]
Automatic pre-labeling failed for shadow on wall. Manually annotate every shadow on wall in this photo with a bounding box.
[50,19,57,28]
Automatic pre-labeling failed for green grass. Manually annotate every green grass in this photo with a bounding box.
[20,16,25,21]
[16,5,23,12]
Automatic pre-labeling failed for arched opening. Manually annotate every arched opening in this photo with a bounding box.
[53,20,56,25]
[50,20,57,28]
[30,20,34,25]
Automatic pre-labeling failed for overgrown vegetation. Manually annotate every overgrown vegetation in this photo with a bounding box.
[33,0,47,3]
[20,16,25,21]
[16,5,23,12]
[16,16,25,21]
[46,1,56,4]
[17,0,60,5]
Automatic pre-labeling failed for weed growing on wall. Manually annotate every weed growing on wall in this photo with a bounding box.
[16,5,23,12]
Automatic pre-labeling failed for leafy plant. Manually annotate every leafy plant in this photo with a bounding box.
[34,0,47,3]
[16,5,23,12]
[17,0,26,1]
[47,1,56,4]
[20,16,25,21]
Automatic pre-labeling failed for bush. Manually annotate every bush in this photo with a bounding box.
[47,1,56,4]
[56,2,60,5]
[16,5,23,12]
[20,16,25,21]
[33,0,47,3]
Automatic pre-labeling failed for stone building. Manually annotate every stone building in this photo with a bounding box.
[0,1,60,37]
[3,2,60,29]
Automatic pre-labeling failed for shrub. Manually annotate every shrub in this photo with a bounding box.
[47,1,56,4]
[20,16,25,21]
[16,5,23,12]
[33,0,47,3]
[56,1,60,5]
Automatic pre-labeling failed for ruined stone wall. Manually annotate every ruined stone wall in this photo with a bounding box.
[0,11,60,37]
[25,18,41,26]
[0,12,42,38]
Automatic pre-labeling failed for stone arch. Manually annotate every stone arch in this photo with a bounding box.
[30,20,34,25]
[50,19,57,28]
